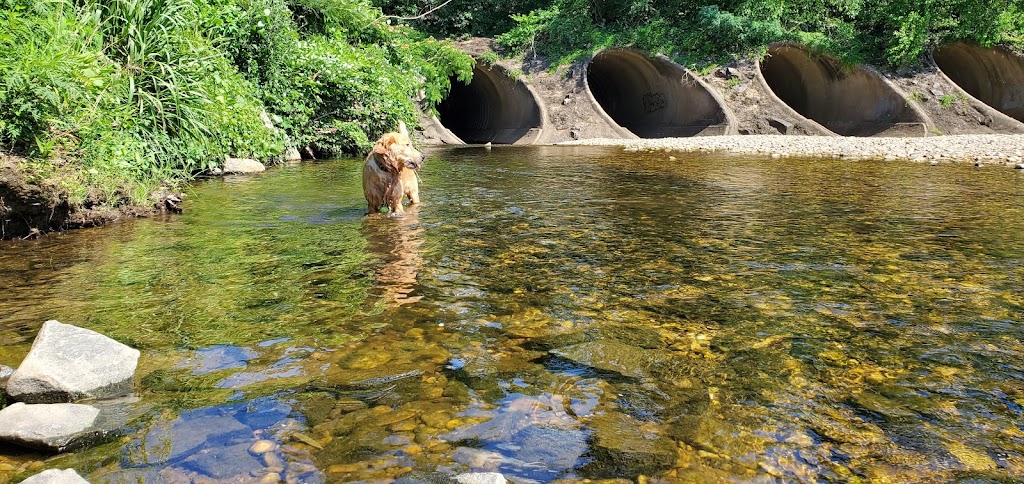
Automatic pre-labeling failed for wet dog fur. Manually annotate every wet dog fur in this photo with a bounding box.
[363,121,423,215]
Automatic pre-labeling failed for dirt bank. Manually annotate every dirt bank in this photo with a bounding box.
[566,134,1024,167]
[0,155,168,240]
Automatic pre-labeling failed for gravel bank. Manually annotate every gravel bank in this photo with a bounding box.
[564,135,1024,168]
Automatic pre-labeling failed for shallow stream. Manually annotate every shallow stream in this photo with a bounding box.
[1,146,1023,482]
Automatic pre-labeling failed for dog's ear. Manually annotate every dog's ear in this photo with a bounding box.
[372,133,400,172]
[373,135,390,156]
[397,120,409,137]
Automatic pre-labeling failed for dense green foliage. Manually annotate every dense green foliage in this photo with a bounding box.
[496,0,1024,67]
[199,0,473,155]
[4,0,1023,213]
[0,0,472,207]
[376,0,1024,68]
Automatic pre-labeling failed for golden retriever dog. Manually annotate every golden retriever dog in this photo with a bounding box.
[363,121,423,215]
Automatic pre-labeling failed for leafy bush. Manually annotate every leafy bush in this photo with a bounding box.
[493,0,1024,68]
[199,0,473,157]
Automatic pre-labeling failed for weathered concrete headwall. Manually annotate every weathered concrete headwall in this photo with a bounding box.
[933,42,1024,133]
[430,62,545,144]
[757,44,930,137]
[585,49,735,137]
[419,39,1024,145]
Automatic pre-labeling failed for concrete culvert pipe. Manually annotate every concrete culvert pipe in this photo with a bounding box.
[435,62,543,144]
[585,49,732,137]
[758,44,927,136]
[934,42,1024,122]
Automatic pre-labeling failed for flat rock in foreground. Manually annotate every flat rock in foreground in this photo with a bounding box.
[20,469,89,484]
[6,320,140,403]
[0,402,106,452]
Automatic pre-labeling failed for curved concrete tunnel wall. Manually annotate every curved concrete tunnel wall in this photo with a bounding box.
[585,49,734,137]
[758,44,928,136]
[435,63,543,144]
[934,43,1024,122]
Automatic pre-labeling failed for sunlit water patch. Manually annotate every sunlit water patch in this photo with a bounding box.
[2,146,1024,482]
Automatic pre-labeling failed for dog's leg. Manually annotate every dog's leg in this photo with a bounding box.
[404,170,420,204]
[388,200,404,215]
[406,184,420,205]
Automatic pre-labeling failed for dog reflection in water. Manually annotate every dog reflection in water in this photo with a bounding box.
[362,207,424,305]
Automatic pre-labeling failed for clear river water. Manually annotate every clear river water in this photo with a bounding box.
[1,146,1023,483]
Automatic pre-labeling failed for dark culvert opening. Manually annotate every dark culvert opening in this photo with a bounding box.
[934,42,1024,122]
[759,44,925,136]
[436,63,541,144]
[586,49,728,137]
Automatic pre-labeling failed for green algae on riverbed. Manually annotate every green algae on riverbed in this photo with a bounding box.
[1,146,1023,482]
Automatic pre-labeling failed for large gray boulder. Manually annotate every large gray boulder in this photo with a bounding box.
[19,469,89,484]
[223,158,266,174]
[0,403,106,452]
[284,146,302,162]
[6,320,140,403]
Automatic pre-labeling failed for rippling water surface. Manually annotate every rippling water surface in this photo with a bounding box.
[2,146,1024,482]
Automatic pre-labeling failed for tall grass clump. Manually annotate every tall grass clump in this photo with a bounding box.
[1,0,282,206]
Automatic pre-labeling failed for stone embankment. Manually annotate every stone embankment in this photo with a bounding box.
[566,134,1024,167]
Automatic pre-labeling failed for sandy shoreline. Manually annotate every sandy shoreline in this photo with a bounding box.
[564,134,1024,168]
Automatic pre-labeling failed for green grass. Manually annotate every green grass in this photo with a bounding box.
[939,93,966,109]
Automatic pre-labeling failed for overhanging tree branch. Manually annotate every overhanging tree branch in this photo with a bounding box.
[365,0,456,28]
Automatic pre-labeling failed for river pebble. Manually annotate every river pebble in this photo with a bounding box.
[567,135,1024,167]
[256,472,280,484]
[248,440,277,455]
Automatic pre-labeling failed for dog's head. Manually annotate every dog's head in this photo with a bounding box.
[372,121,424,172]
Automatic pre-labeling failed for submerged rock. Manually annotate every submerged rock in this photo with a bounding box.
[0,402,108,452]
[395,472,459,484]
[455,472,507,484]
[583,412,675,478]
[20,469,89,484]
[6,320,140,403]
[223,158,266,174]
[512,425,588,471]
[452,447,504,470]
[550,339,674,379]
[126,412,252,466]
[180,442,264,479]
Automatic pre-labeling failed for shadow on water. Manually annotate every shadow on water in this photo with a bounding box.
[2,147,1024,482]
